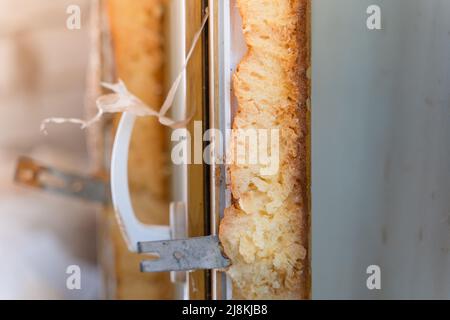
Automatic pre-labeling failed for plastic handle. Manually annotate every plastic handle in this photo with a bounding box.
[110,112,171,252]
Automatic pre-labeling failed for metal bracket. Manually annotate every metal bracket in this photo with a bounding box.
[138,204,230,278]
[138,235,230,273]
[170,202,188,284]
[169,202,188,300]
[14,156,109,204]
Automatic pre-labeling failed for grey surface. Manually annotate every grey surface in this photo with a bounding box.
[312,0,450,299]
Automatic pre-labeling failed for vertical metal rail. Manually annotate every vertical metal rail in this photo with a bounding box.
[167,0,188,300]
[209,0,233,300]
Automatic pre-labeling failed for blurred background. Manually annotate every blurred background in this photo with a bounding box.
[0,0,100,299]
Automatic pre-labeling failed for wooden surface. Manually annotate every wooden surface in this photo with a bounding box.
[185,0,208,300]
[98,0,210,300]
[102,0,174,300]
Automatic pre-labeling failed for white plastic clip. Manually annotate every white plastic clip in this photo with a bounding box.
[110,112,171,252]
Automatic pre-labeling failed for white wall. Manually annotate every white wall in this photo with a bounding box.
[312,0,450,299]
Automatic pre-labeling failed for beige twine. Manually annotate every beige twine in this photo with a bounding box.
[40,8,209,135]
